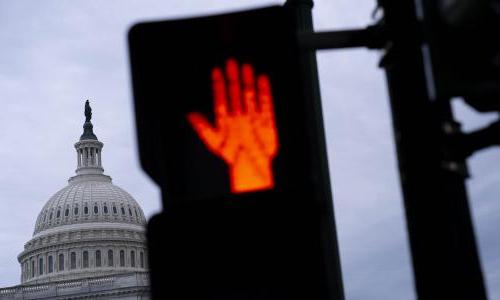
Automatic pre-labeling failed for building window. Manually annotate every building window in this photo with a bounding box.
[140,252,144,268]
[39,258,43,275]
[58,254,64,271]
[43,213,47,222]
[31,260,35,278]
[120,250,125,267]
[74,206,79,215]
[131,251,136,267]
[108,250,113,267]
[104,206,108,214]
[83,251,89,268]
[95,250,101,267]
[93,205,98,214]
[49,212,53,220]
[129,208,132,216]
[71,252,76,269]
[113,206,117,214]
[84,206,89,214]
[48,256,53,273]
[56,210,61,218]
[65,208,69,216]
[121,207,125,215]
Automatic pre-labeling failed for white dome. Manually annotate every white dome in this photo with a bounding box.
[18,102,148,284]
[34,175,146,235]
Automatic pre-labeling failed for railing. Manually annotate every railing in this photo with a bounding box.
[0,271,149,299]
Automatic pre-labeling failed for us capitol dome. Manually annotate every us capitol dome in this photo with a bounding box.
[0,101,149,299]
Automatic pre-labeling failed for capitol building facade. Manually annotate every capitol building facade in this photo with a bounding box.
[0,102,150,299]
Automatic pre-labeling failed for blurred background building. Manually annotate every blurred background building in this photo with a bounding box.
[0,103,150,299]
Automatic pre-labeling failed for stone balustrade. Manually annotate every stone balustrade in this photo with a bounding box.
[0,271,149,299]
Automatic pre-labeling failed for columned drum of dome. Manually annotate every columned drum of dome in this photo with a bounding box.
[17,101,149,285]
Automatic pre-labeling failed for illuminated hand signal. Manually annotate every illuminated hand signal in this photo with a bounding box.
[187,58,279,194]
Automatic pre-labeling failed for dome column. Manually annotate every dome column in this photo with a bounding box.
[77,149,81,167]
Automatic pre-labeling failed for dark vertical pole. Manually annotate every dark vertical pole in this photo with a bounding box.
[285,1,345,299]
[379,0,487,298]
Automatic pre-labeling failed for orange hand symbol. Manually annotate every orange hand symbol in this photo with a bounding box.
[187,58,279,194]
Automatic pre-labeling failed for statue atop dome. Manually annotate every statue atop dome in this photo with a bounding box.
[80,100,98,140]
[85,99,92,122]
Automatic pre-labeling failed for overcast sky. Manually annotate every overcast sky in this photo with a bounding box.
[1,1,499,299]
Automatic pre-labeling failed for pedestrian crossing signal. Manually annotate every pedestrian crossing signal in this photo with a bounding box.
[128,5,344,300]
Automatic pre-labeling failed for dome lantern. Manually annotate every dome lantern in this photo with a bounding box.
[73,100,105,177]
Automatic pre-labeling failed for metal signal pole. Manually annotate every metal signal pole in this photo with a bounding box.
[285,1,345,299]
[285,0,488,298]
[378,0,487,298]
